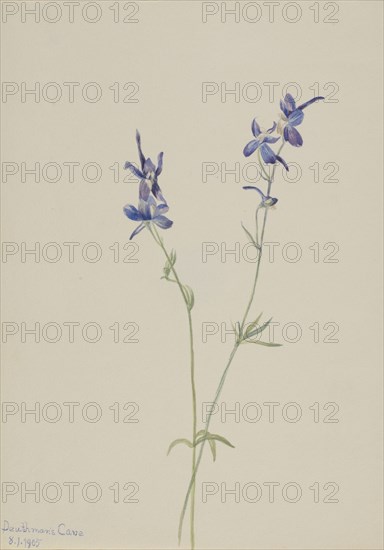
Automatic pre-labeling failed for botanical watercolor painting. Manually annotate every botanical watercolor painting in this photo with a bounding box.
[2,2,384,550]
[123,93,324,549]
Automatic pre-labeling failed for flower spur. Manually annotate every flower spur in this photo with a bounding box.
[243,185,278,206]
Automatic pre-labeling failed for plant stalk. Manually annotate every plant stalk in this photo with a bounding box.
[177,142,285,545]
[149,225,197,550]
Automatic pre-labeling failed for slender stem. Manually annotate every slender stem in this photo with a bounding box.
[268,142,284,196]
[190,316,197,550]
[257,149,271,181]
[148,225,197,550]
[178,143,286,545]
[255,206,261,246]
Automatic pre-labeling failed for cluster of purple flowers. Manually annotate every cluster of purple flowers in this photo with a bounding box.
[242,93,324,205]
[123,94,324,236]
[123,131,173,240]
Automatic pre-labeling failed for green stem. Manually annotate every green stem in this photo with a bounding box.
[257,149,271,181]
[178,143,286,545]
[255,205,261,250]
[148,225,197,550]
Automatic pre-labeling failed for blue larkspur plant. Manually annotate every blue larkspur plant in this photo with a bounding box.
[124,196,173,240]
[124,130,166,202]
[277,93,325,147]
[243,186,278,206]
[243,120,288,170]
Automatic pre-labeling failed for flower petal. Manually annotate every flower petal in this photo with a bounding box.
[153,215,173,230]
[275,155,289,171]
[136,130,146,170]
[144,157,156,174]
[155,203,169,217]
[139,179,151,201]
[252,119,261,137]
[124,162,144,179]
[123,204,143,221]
[243,139,260,157]
[138,197,154,220]
[259,143,277,164]
[284,125,303,147]
[280,99,289,117]
[263,135,280,144]
[267,121,277,134]
[152,181,166,203]
[297,96,324,110]
[156,152,164,176]
[284,93,296,113]
[129,222,145,240]
[287,109,304,127]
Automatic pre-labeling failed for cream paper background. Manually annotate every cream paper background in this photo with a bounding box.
[1,1,383,549]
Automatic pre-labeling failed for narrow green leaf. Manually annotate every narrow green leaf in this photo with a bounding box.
[241,223,257,246]
[208,438,217,462]
[245,317,272,339]
[163,260,171,279]
[167,438,193,455]
[195,433,235,450]
[182,284,195,310]
[243,313,263,338]
[253,312,263,326]
[169,249,176,266]
[247,340,282,347]
[162,250,177,280]
[195,429,216,460]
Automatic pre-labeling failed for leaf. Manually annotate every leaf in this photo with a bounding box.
[163,263,171,279]
[241,223,257,247]
[182,285,195,311]
[195,433,235,451]
[247,340,282,347]
[162,249,177,279]
[167,438,193,455]
[208,438,217,462]
[195,429,217,461]
[169,249,177,266]
[231,321,243,343]
[168,431,235,462]
[245,317,272,340]
[243,312,263,337]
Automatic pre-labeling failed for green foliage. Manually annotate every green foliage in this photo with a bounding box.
[162,249,177,280]
[247,340,282,347]
[241,223,258,247]
[167,431,234,461]
[244,316,272,340]
[167,438,193,455]
[231,314,282,346]
[182,284,195,311]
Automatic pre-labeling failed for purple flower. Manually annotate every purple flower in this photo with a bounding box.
[123,196,173,240]
[243,120,288,170]
[278,94,324,147]
[124,130,166,202]
[243,186,278,206]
